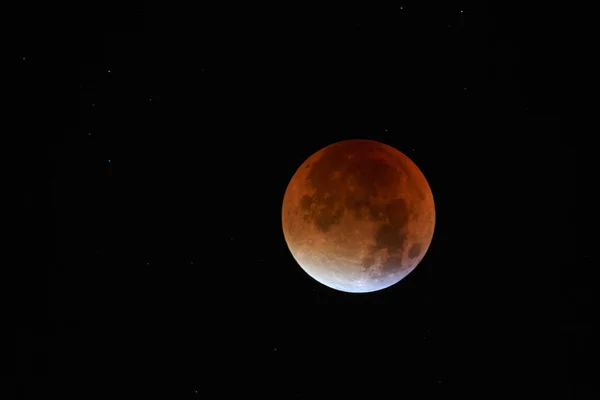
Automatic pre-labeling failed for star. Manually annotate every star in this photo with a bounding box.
[91,103,95,107]
[107,69,112,73]
[400,6,403,9]
[108,159,111,163]
[22,56,27,61]
[460,10,464,14]
[88,132,91,135]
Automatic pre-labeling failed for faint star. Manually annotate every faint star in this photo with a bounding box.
[384,129,388,132]
[149,98,152,102]
[146,262,150,265]
[88,132,91,135]
[91,103,95,107]
[190,261,194,264]
[460,10,464,14]
[108,69,111,73]
[108,159,111,163]
[22,56,27,61]
[400,6,403,9]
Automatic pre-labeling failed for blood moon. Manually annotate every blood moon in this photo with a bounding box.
[281,139,435,293]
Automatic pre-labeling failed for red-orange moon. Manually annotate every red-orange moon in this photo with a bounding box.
[282,139,435,293]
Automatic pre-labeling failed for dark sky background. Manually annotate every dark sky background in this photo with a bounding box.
[14,2,585,399]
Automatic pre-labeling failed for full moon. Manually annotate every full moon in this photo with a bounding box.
[282,139,435,293]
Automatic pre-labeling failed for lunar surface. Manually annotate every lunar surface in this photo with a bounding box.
[282,139,435,293]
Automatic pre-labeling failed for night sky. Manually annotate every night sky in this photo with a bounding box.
[15,2,585,399]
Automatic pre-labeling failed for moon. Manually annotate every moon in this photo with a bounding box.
[281,139,435,293]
